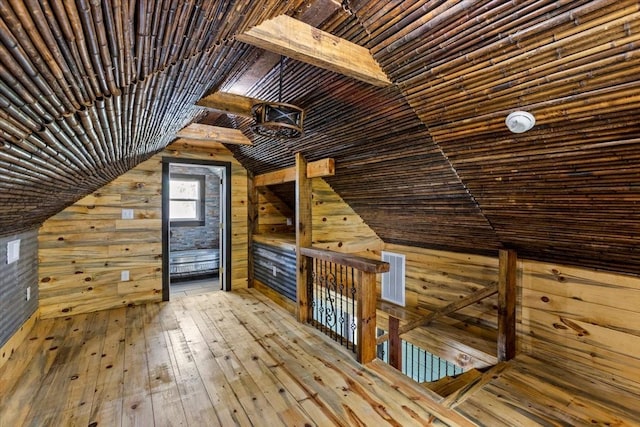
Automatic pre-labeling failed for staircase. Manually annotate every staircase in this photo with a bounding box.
[422,368,483,398]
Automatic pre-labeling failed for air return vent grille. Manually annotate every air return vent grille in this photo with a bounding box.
[381,251,405,306]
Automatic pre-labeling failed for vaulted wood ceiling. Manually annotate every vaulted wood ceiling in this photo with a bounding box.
[1,0,639,275]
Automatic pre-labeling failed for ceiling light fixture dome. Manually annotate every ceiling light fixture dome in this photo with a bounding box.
[505,111,535,133]
[252,57,304,138]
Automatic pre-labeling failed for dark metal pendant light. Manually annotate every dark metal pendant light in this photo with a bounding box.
[251,57,304,138]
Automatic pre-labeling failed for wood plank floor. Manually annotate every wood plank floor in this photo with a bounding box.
[453,354,640,426]
[4,288,638,426]
[0,289,470,427]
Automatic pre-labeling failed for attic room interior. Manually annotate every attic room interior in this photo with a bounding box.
[0,0,639,425]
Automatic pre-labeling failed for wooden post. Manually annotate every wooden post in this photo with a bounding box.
[357,270,377,364]
[295,152,312,323]
[247,172,258,288]
[388,316,402,371]
[498,249,517,361]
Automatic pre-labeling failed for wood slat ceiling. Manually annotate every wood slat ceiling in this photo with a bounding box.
[351,0,640,272]
[1,0,639,276]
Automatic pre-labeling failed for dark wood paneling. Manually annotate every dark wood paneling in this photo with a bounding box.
[348,0,640,274]
[1,0,640,277]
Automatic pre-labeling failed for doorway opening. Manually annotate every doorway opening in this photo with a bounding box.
[162,158,232,300]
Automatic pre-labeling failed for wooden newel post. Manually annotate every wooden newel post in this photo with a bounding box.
[388,316,402,371]
[498,249,517,362]
[296,152,312,323]
[357,270,377,364]
[247,172,258,288]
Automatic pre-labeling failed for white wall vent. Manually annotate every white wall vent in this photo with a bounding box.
[381,251,405,306]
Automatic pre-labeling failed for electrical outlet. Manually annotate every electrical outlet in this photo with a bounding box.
[26,286,30,301]
[286,217,293,226]
[121,209,134,219]
[272,265,277,277]
[121,270,130,281]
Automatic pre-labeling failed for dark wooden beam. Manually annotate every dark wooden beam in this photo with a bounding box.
[295,153,312,323]
[389,316,402,371]
[498,249,517,362]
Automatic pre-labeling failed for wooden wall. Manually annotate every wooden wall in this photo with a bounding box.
[377,244,500,331]
[38,141,248,319]
[520,261,640,394]
[257,185,294,235]
[373,242,640,391]
[256,177,383,254]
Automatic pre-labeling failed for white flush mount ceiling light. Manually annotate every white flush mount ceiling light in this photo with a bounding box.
[505,111,536,133]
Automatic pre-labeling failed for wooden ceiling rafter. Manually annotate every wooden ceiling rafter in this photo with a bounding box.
[254,158,335,187]
[236,14,392,87]
[196,92,260,117]
[176,123,253,145]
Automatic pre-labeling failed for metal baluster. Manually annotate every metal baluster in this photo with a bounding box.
[350,267,356,352]
[329,261,336,339]
[312,258,318,323]
[319,260,325,332]
[336,265,345,345]
[430,352,435,382]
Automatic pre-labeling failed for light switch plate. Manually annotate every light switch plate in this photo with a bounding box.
[272,265,277,276]
[121,209,134,219]
[121,270,130,281]
[26,286,30,301]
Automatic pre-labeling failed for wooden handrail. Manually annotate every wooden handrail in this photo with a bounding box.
[299,247,390,274]
[377,283,499,344]
[301,246,389,364]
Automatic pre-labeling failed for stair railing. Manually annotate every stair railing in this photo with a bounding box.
[298,247,389,363]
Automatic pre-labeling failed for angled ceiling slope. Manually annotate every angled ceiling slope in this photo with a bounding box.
[0,0,311,234]
[1,1,639,278]
[226,9,502,255]
[348,0,640,274]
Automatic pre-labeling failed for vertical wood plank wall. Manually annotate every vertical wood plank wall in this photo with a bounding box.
[38,141,248,319]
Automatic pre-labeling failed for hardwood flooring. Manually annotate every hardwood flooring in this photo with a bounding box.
[170,276,220,297]
[0,289,468,427]
[3,288,638,426]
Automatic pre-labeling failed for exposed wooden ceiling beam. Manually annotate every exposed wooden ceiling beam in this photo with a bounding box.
[254,158,335,187]
[236,15,392,87]
[196,92,259,117]
[225,0,341,94]
[176,124,252,145]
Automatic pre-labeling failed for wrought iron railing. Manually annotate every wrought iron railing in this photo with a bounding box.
[377,329,464,382]
[298,247,389,363]
[310,258,358,352]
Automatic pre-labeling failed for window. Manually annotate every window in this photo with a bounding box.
[169,174,205,226]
